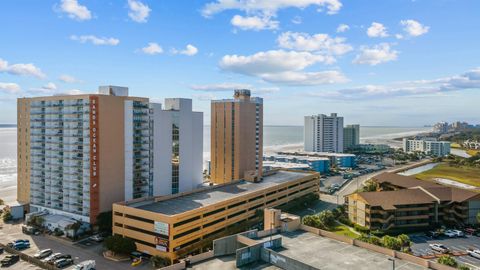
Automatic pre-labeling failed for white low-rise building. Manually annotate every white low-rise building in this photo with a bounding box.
[402,138,451,157]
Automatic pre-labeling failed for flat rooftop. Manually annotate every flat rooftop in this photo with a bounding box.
[278,231,427,270]
[129,170,316,216]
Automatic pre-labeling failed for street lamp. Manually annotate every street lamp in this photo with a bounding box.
[388,258,395,270]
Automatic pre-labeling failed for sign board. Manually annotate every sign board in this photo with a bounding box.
[154,221,169,236]
[156,245,167,252]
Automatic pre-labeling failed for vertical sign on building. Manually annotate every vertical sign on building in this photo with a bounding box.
[90,96,100,223]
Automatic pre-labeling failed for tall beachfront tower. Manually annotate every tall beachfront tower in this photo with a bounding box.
[17,86,203,223]
[343,124,360,150]
[304,113,344,153]
[210,89,263,184]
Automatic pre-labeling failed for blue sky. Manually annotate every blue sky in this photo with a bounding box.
[0,0,479,126]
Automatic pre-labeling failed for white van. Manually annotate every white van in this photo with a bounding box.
[74,260,95,270]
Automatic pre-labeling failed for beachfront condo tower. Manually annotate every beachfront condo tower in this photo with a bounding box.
[343,124,360,151]
[304,113,344,153]
[17,86,203,223]
[210,89,263,184]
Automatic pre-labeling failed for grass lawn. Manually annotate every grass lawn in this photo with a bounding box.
[332,224,360,239]
[467,149,480,156]
[451,142,462,148]
[415,163,480,187]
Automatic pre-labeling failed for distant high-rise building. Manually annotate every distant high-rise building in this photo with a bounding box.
[343,124,360,150]
[402,138,451,157]
[17,86,203,223]
[210,89,263,184]
[304,113,344,153]
[449,121,470,131]
[433,122,449,134]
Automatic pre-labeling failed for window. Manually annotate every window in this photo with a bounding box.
[173,226,200,240]
[204,207,225,217]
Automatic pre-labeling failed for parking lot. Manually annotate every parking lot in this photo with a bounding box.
[410,233,480,269]
[0,222,153,270]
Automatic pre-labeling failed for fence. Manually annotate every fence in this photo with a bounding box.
[0,243,59,270]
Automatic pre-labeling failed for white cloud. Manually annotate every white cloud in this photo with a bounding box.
[60,89,86,95]
[172,44,198,56]
[395,34,404,40]
[70,35,120,46]
[277,31,352,56]
[220,50,329,75]
[127,0,151,23]
[58,0,92,21]
[309,67,480,99]
[192,93,217,101]
[400,19,429,37]
[231,15,279,31]
[291,16,302,25]
[0,58,46,79]
[141,42,163,55]
[191,82,252,92]
[353,43,398,65]
[0,82,21,94]
[219,50,347,85]
[42,82,57,90]
[191,83,280,95]
[59,74,81,83]
[367,22,388,37]
[336,23,349,33]
[202,0,343,17]
[261,71,348,85]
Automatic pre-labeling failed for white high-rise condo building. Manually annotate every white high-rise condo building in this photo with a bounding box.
[18,86,203,223]
[304,113,344,153]
[402,138,451,157]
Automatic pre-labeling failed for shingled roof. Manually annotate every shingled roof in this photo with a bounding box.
[372,172,440,189]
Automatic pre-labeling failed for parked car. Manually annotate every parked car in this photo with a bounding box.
[425,231,440,238]
[55,258,74,268]
[43,253,62,263]
[444,230,457,238]
[13,241,30,250]
[1,255,19,267]
[34,249,53,259]
[22,225,40,235]
[74,260,96,270]
[464,228,478,235]
[467,249,480,260]
[430,243,450,253]
[89,234,104,242]
[452,230,465,237]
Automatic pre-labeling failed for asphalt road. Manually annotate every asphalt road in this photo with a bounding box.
[410,234,480,269]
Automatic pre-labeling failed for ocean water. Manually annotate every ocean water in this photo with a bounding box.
[203,125,432,154]
[0,125,431,190]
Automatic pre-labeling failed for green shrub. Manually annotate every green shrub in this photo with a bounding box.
[2,210,12,222]
[104,235,137,255]
[151,255,171,268]
[438,255,458,267]
[354,224,370,234]
[381,235,401,251]
[458,265,470,270]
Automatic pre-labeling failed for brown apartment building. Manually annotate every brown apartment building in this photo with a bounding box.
[17,86,151,224]
[210,89,263,184]
[346,172,480,230]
